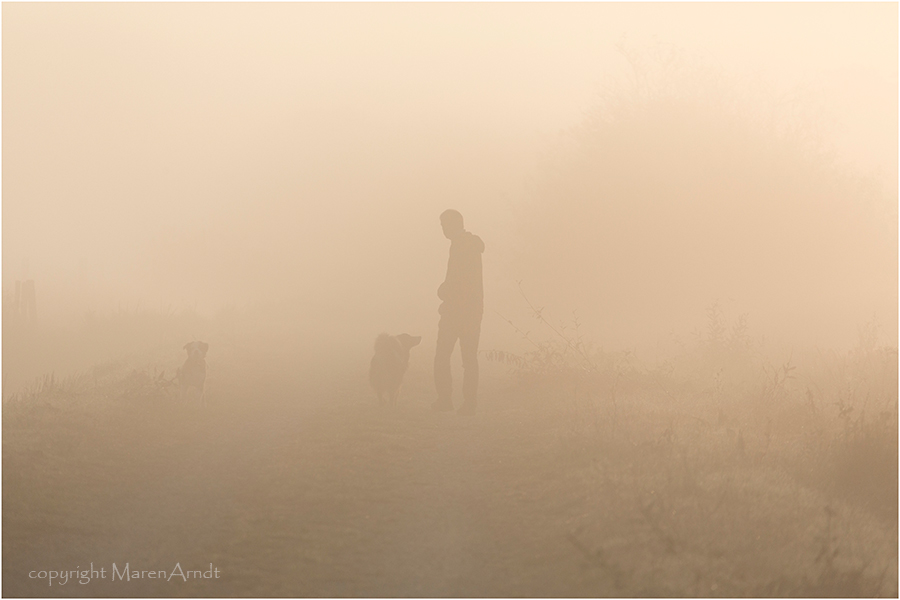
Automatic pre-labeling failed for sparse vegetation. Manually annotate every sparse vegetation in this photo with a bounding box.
[2,304,210,399]
[3,299,893,596]
[488,289,897,596]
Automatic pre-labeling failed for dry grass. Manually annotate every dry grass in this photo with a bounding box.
[489,296,897,596]
[2,304,897,597]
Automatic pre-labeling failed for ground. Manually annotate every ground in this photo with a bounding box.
[3,336,897,597]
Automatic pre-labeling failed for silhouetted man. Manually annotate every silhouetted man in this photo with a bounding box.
[434,209,484,415]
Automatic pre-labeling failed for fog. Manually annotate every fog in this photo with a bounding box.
[4,3,896,360]
[4,5,898,597]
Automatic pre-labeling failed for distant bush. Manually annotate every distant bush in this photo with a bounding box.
[510,43,897,346]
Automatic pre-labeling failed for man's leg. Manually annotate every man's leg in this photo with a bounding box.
[433,316,459,411]
[458,318,482,415]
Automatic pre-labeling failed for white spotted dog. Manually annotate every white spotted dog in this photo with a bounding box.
[369,333,421,406]
[177,341,208,407]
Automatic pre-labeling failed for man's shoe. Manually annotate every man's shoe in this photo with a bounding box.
[457,401,476,416]
[432,400,454,412]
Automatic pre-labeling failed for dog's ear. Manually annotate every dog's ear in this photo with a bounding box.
[198,341,209,357]
[398,334,421,349]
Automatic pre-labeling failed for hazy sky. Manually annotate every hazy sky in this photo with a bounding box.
[3,3,897,350]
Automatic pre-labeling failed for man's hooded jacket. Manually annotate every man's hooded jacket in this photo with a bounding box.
[438,230,484,319]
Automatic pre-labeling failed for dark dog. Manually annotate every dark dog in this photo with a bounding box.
[177,341,208,406]
[369,333,421,406]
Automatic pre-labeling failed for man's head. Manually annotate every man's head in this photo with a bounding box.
[440,209,465,240]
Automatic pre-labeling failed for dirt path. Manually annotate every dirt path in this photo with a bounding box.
[3,350,612,597]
